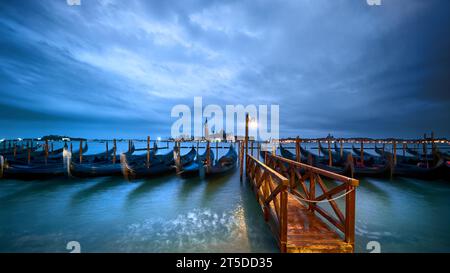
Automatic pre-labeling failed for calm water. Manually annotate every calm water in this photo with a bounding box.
[0,141,449,253]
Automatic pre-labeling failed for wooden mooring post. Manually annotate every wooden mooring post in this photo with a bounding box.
[106,141,109,161]
[393,140,397,166]
[328,139,332,167]
[79,140,83,163]
[360,141,364,166]
[296,137,301,162]
[45,140,49,165]
[146,136,150,168]
[113,139,117,164]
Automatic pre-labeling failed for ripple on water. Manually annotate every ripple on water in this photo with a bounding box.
[116,208,251,252]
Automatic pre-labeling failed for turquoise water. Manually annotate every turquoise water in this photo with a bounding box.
[0,141,449,253]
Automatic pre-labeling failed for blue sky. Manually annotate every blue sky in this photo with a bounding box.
[0,0,449,139]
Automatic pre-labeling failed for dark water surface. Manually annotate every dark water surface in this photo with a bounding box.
[1,142,449,253]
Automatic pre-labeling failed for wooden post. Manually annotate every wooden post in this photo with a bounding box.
[106,141,109,161]
[317,140,321,157]
[206,141,211,167]
[240,141,244,181]
[196,140,199,161]
[79,140,83,163]
[216,141,219,163]
[431,131,435,155]
[309,173,316,212]
[393,140,397,166]
[245,113,249,166]
[403,143,406,157]
[45,140,49,165]
[13,142,17,159]
[360,141,364,166]
[340,139,344,158]
[296,137,301,163]
[328,139,332,167]
[27,141,31,165]
[344,185,356,248]
[146,136,150,168]
[423,134,428,168]
[51,141,54,155]
[279,186,288,253]
[250,141,254,156]
[113,139,117,164]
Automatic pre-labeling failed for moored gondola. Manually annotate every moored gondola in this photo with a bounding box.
[178,149,215,178]
[205,145,237,177]
[122,147,196,179]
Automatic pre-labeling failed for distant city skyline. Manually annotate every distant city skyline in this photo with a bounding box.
[0,0,449,139]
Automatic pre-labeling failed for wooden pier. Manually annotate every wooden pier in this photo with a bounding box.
[245,153,358,253]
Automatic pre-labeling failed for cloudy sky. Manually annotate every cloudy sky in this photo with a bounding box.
[0,0,449,139]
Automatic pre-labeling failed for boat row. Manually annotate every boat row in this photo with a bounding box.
[276,143,450,180]
[0,142,238,180]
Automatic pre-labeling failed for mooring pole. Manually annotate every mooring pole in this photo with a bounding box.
[240,141,244,181]
[51,141,54,155]
[27,140,31,165]
[113,139,117,164]
[45,139,49,165]
[360,141,364,166]
[206,141,211,168]
[216,141,219,164]
[196,140,199,160]
[146,136,150,168]
[296,136,301,163]
[393,140,397,166]
[318,140,321,157]
[79,140,83,164]
[403,142,406,157]
[431,131,435,157]
[423,133,428,168]
[106,141,109,161]
[328,139,332,167]
[340,139,344,159]
[251,140,254,156]
[245,113,249,161]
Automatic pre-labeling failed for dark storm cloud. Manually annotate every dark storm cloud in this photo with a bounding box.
[0,0,449,138]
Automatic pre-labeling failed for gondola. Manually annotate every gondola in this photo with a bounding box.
[279,145,351,176]
[5,142,88,165]
[392,158,447,180]
[178,149,215,178]
[69,145,136,178]
[205,145,237,176]
[0,160,69,180]
[122,147,196,179]
[379,148,448,180]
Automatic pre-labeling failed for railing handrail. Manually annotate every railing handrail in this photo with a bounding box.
[246,154,289,252]
[247,155,289,185]
[270,154,359,186]
[263,152,358,247]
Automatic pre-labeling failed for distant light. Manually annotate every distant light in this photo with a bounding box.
[17,138,23,141]
[249,118,258,129]
[157,137,162,141]
[0,138,4,143]
[37,138,42,141]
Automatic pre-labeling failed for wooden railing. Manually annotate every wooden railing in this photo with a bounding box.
[246,155,289,252]
[263,152,359,247]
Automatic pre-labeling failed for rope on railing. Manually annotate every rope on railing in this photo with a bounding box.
[292,188,355,203]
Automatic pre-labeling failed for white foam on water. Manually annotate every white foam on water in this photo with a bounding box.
[116,207,250,252]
